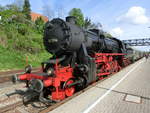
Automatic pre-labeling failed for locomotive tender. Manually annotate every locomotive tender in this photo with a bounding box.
[12,16,129,102]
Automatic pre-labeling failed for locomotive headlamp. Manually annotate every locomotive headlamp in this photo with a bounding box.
[47,68,53,76]
[25,64,32,73]
[48,39,58,43]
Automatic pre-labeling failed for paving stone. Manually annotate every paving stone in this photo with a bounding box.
[124,94,141,104]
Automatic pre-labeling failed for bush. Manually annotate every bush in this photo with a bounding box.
[35,17,45,33]
[0,31,7,47]
[17,23,29,35]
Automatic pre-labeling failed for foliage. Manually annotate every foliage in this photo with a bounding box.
[84,17,92,29]
[69,8,84,27]
[104,32,113,38]
[22,0,31,20]
[5,4,21,11]
[35,17,45,33]
[84,17,103,30]
[0,30,7,47]
[0,4,50,70]
[0,6,21,21]
[17,23,29,35]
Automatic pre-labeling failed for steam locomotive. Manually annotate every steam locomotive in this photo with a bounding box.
[12,16,130,103]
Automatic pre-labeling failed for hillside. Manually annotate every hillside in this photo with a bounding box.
[0,5,51,71]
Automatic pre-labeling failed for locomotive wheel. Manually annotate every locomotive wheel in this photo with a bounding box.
[64,80,75,97]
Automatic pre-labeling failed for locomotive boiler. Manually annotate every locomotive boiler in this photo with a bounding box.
[12,16,129,103]
[44,16,125,56]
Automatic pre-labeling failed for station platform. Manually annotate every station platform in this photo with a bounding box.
[49,58,150,113]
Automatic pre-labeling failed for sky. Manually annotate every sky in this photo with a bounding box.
[0,0,150,51]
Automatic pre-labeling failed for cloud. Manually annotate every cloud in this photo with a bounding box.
[110,27,123,37]
[117,6,149,25]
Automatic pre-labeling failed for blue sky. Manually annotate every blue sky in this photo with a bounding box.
[0,0,150,51]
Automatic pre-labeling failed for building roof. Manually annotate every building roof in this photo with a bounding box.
[30,12,49,22]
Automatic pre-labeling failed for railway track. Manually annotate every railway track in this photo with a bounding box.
[0,98,23,113]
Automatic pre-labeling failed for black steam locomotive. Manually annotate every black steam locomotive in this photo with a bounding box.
[12,16,129,102]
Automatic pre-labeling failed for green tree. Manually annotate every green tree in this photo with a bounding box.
[84,17,103,30]
[104,32,113,38]
[84,17,92,29]
[22,0,31,20]
[69,8,84,26]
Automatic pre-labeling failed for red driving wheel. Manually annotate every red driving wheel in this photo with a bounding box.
[65,80,75,97]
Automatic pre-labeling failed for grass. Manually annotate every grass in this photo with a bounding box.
[0,28,51,71]
[0,27,51,71]
[0,46,51,71]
